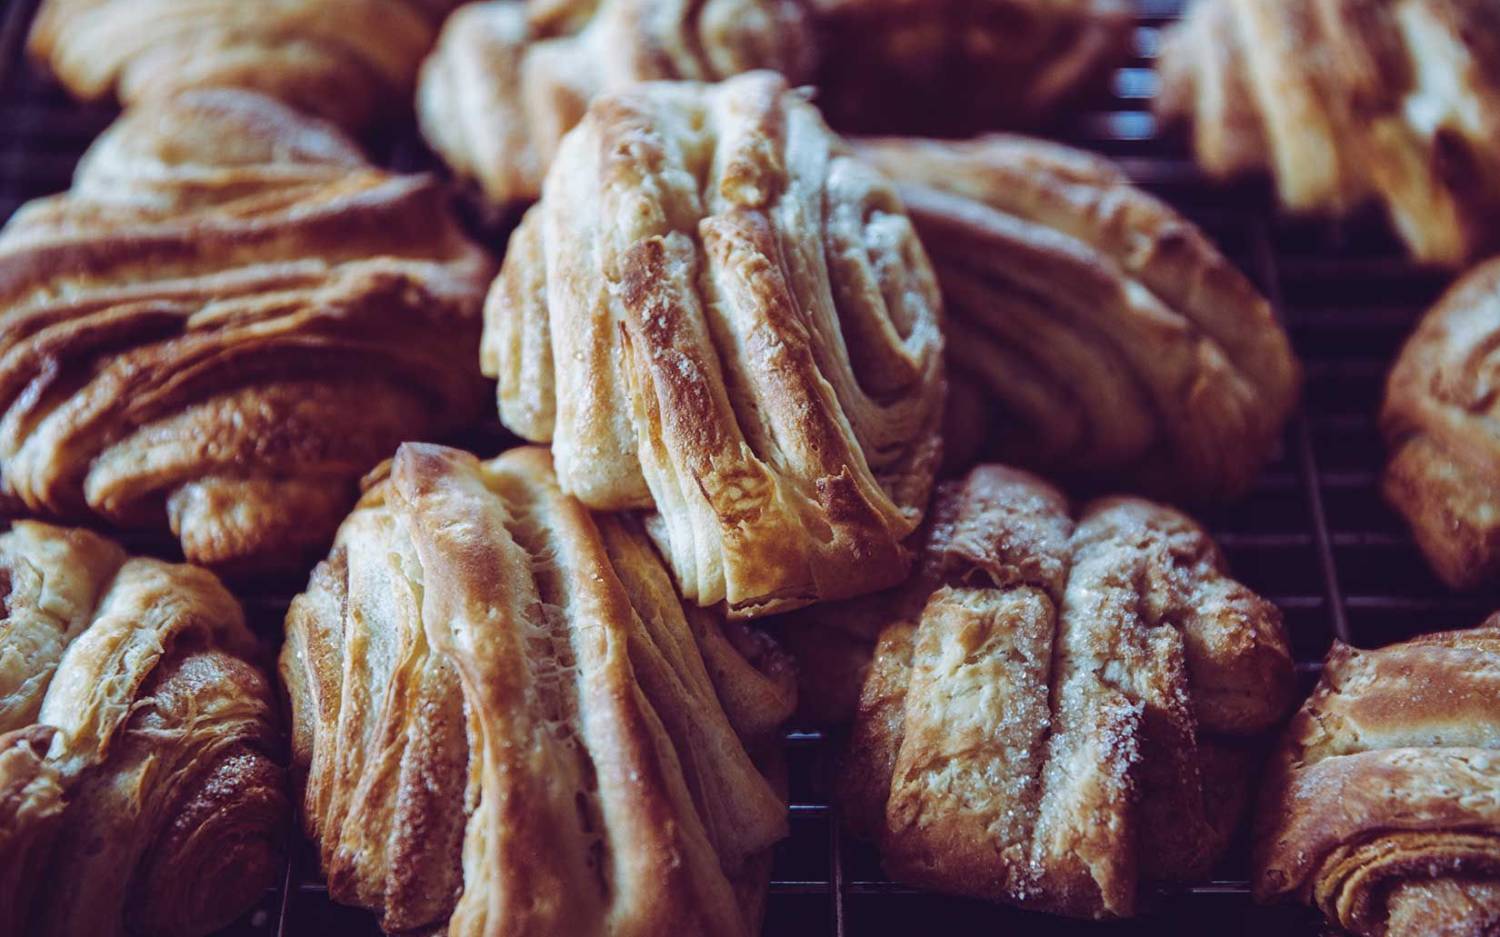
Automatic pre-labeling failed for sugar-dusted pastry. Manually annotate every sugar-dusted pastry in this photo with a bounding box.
[1382,258,1500,590]
[0,520,286,937]
[1253,618,1500,936]
[781,465,1295,917]
[484,72,945,617]
[417,0,814,207]
[280,443,796,936]
[811,0,1132,135]
[29,0,460,129]
[853,135,1298,500]
[0,89,491,574]
[1156,0,1500,266]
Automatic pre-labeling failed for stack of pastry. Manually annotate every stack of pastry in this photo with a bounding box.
[29,0,464,129]
[280,444,796,936]
[0,521,285,937]
[481,72,947,617]
[853,134,1299,500]
[1254,619,1500,936]
[1382,257,1500,590]
[780,466,1297,917]
[0,88,491,573]
[1157,0,1500,265]
[11,0,1497,934]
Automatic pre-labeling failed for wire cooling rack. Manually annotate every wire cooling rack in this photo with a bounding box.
[2,0,1494,934]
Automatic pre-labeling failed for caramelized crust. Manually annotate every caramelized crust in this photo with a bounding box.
[1157,0,1500,266]
[1253,619,1500,936]
[0,90,491,574]
[810,0,1132,135]
[280,443,794,936]
[854,134,1299,501]
[483,72,945,617]
[0,522,286,937]
[1382,258,1500,590]
[417,0,814,207]
[781,465,1294,918]
[29,0,459,129]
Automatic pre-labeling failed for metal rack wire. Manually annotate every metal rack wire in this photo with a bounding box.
[2,0,1493,933]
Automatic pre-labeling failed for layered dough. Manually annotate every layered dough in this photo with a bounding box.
[0,521,286,937]
[781,465,1295,917]
[280,442,796,936]
[417,0,813,206]
[1382,258,1500,590]
[0,89,491,573]
[483,72,945,616]
[1253,618,1500,936]
[29,0,460,129]
[1157,0,1500,266]
[810,0,1132,134]
[854,135,1298,501]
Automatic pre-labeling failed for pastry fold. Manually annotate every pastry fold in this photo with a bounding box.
[1382,258,1500,590]
[780,465,1295,918]
[280,442,795,936]
[854,135,1299,501]
[417,0,814,207]
[29,0,459,129]
[1253,619,1500,936]
[0,521,286,937]
[0,89,491,573]
[809,0,1131,134]
[483,72,945,617]
[1156,0,1500,266]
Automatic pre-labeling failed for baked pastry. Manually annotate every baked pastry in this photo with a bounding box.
[0,88,491,574]
[0,520,286,937]
[780,465,1295,917]
[484,72,945,617]
[280,442,796,936]
[29,0,461,129]
[1253,618,1500,936]
[1382,258,1500,590]
[1156,0,1500,266]
[810,0,1132,135]
[417,0,814,207]
[852,135,1298,501]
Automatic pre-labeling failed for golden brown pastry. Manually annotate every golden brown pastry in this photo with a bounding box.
[1157,0,1500,266]
[417,0,814,207]
[0,520,286,937]
[0,89,491,574]
[853,135,1299,501]
[280,442,796,937]
[28,0,460,129]
[1382,258,1500,589]
[483,72,946,617]
[810,0,1132,135]
[780,465,1295,918]
[1253,618,1500,936]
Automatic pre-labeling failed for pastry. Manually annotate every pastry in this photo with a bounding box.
[781,465,1295,917]
[853,135,1299,500]
[417,0,814,207]
[1253,618,1500,936]
[1156,0,1500,266]
[280,442,796,937]
[810,0,1132,135]
[0,88,491,574]
[483,71,946,617]
[0,520,286,937]
[1382,258,1500,590]
[29,0,461,129]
